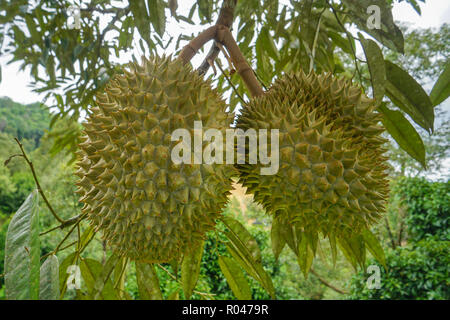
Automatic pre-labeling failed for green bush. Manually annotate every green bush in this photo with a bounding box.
[394,177,449,242]
[350,238,450,300]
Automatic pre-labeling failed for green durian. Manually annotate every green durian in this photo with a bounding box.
[75,55,235,263]
[236,71,389,268]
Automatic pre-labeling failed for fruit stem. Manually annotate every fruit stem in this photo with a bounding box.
[179,25,264,97]
[198,0,238,75]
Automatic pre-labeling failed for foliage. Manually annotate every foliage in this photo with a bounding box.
[351,177,449,300]
[350,238,450,300]
[393,177,449,242]
[0,97,50,148]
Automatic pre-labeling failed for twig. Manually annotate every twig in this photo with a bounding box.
[310,268,348,295]
[49,213,88,258]
[384,216,397,250]
[216,61,247,105]
[178,25,264,97]
[326,0,363,82]
[40,214,85,236]
[198,0,238,76]
[13,138,65,224]
[156,264,216,299]
[40,241,77,261]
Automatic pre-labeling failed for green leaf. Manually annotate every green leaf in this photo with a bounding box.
[181,241,204,299]
[223,223,276,298]
[80,258,117,300]
[359,35,386,104]
[270,216,286,260]
[93,253,121,300]
[113,257,127,293]
[197,0,212,22]
[148,0,166,37]
[136,262,163,300]
[362,229,387,270]
[297,234,314,278]
[39,255,60,300]
[218,256,252,300]
[129,1,152,49]
[385,60,434,132]
[341,0,404,53]
[59,252,78,297]
[4,190,40,300]
[257,27,279,61]
[329,234,337,267]
[338,235,366,270]
[430,61,450,106]
[221,216,261,263]
[167,289,180,300]
[379,103,426,167]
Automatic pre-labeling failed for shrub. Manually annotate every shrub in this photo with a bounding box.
[350,238,450,300]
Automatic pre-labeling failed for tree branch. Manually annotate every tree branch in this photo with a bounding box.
[198,0,238,76]
[178,25,264,97]
[13,138,65,224]
[310,268,348,295]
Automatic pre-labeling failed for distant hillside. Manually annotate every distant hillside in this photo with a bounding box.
[0,97,50,147]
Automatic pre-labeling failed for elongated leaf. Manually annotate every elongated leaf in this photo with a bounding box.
[113,257,127,294]
[197,0,212,22]
[59,252,78,297]
[148,0,166,37]
[257,27,279,61]
[329,234,337,267]
[136,262,162,300]
[271,216,286,260]
[181,241,204,299]
[385,60,434,132]
[430,62,450,106]
[218,256,252,300]
[297,234,314,278]
[221,216,261,263]
[129,1,152,49]
[341,0,404,53]
[168,289,180,300]
[338,235,366,270]
[223,225,276,299]
[93,254,120,300]
[362,229,386,270]
[59,226,94,298]
[80,258,117,300]
[5,190,40,300]
[39,255,60,300]
[379,103,426,167]
[359,35,386,104]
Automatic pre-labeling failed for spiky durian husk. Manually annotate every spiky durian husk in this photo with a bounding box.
[236,71,389,252]
[75,56,235,263]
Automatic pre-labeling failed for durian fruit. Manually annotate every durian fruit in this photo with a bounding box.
[236,71,389,267]
[75,56,235,263]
